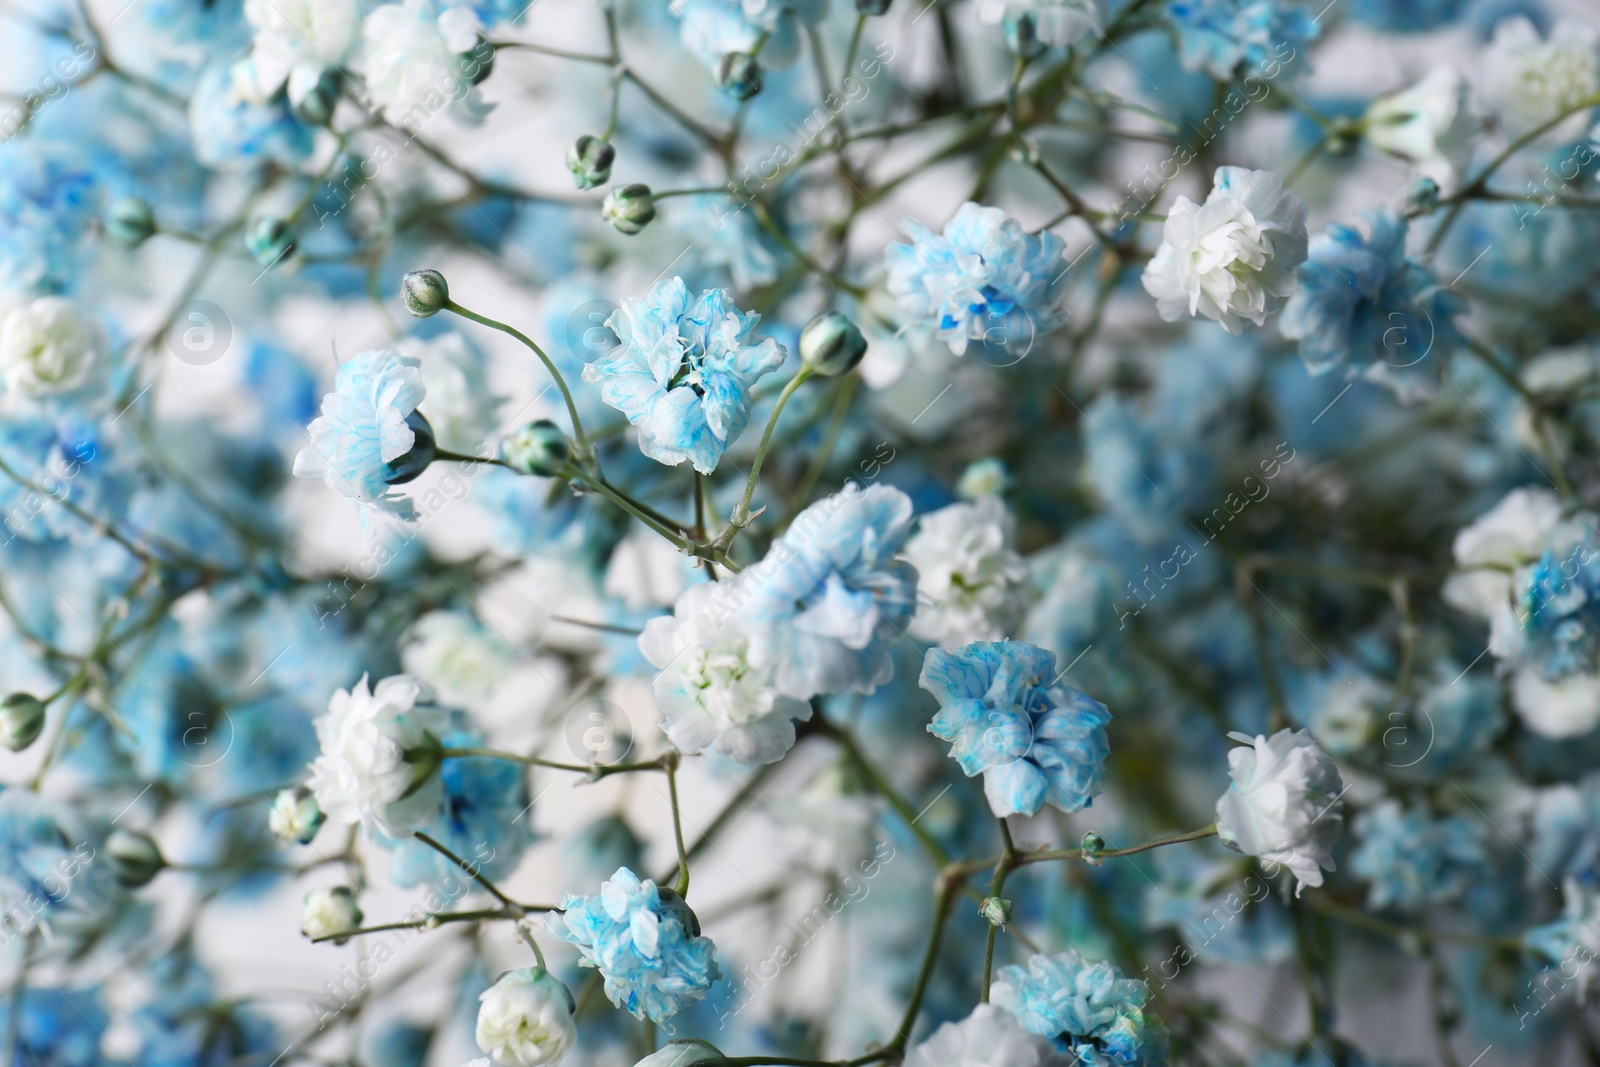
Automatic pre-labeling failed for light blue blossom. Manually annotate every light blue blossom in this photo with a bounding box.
[1144,849,1294,965]
[921,640,1112,818]
[732,483,918,699]
[545,866,721,1022]
[0,790,111,942]
[1348,0,1462,32]
[1165,0,1319,81]
[1349,800,1490,911]
[670,0,826,71]
[886,202,1068,357]
[0,141,99,295]
[992,949,1166,1066]
[292,348,429,516]
[1517,543,1600,682]
[1280,210,1464,401]
[0,986,107,1067]
[1080,394,1201,545]
[187,63,315,172]
[585,277,786,474]
[132,952,279,1067]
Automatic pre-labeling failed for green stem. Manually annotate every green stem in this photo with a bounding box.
[442,746,669,778]
[892,877,957,1051]
[309,907,529,943]
[667,754,691,898]
[444,300,591,460]
[562,464,692,551]
[413,832,525,912]
[717,367,812,548]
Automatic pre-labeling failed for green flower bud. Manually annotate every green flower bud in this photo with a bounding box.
[603,184,656,235]
[1002,13,1048,59]
[106,828,165,888]
[383,411,436,485]
[500,419,572,476]
[0,693,46,752]
[636,1039,727,1067]
[301,886,363,944]
[566,135,616,190]
[269,785,326,845]
[1081,831,1105,865]
[401,269,451,317]
[979,896,1013,928]
[105,197,155,249]
[715,52,763,101]
[799,310,868,377]
[245,216,294,268]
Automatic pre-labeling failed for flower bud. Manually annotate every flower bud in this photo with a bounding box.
[1081,830,1105,854]
[269,785,326,845]
[799,310,867,376]
[500,419,572,476]
[602,184,655,235]
[384,411,437,485]
[246,216,294,267]
[106,828,165,888]
[289,66,342,126]
[0,693,46,752]
[979,896,1013,928]
[566,135,616,190]
[105,197,155,249]
[1003,13,1048,59]
[1407,177,1441,212]
[401,269,451,317]
[476,967,576,1066]
[301,886,363,944]
[857,0,891,13]
[715,52,763,101]
[636,1039,728,1067]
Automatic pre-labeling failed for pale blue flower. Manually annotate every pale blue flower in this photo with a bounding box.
[545,866,721,1022]
[1280,210,1464,401]
[670,0,826,71]
[1165,0,1319,81]
[188,63,315,172]
[993,950,1166,1066]
[921,640,1112,818]
[0,790,113,941]
[732,484,918,699]
[1350,800,1490,912]
[585,277,786,475]
[0,986,107,1067]
[0,141,99,295]
[886,202,1068,356]
[1517,544,1600,682]
[292,349,429,517]
[1348,0,1462,32]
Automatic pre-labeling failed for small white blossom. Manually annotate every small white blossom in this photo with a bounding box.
[1481,17,1599,142]
[400,611,512,711]
[1364,67,1477,188]
[397,332,504,453]
[974,0,1101,48]
[0,297,105,399]
[300,886,362,943]
[1142,167,1308,334]
[638,582,812,765]
[235,0,359,104]
[476,967,577,1066]
[305,673,445,835]
[904,497,1029,649]
[912,1004,1051,1067]
[1512,670,1600,740]
[359,0,493,128]
[1215,728,1344,895]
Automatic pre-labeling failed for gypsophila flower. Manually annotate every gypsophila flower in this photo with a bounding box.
[912,1004,1056,1067]
[922,640,1112,818]
[1349,800,1489,912]
[400,610,512,711]
[304,674,446,836]
[359,0,494,129]
[1142,167,1308,333]
[1279,209,1464,401]
[475,967,576,1066]
[1165,0,1318,82]
[584,277,785,474]
[292,348,429,517]
[1214,729,1344,895]
[670,0,823,72]
[992,950,1166,1065]
[1363,68,1477,188]
[234,0,359,104]
[975,0,1101,48]
[545,867,720,1022]
[904,497,1030,649]
[638,582,813,765]
[886,202,1069,357]
[1524,879,1600,1001]
[300,886,362,943]
[0,297,105,401]
[1480,17,1599,142]
[396,331,505,452]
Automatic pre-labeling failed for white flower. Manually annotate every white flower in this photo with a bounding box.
[904,497,1030,649]
[400,611,512,710]
[1364,67,1477,188]
[638,582,812,765]
[1215,729,1344,895]
[1441,486,1572,627]
[771,766,886,873]
[476,967,576,1067]
[1481,17,1599,142]
[603,529,691,611]
[305,673,445,834]
[1142,167,1308,334]
[974,0,1101,48]
[1511,670,1600,740]
[0,297,105,399]
[396,332,504,452]
[300,886,362,943]
[360,0,493,128]
[1310,675,1385,758]
[235,0,360,104]
[912,1004,1049,1067]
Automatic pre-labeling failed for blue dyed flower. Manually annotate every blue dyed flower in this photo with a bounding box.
[728,483,919,699]
[132,953,279,1067]
[886,202,1068,357]
[545,866,721,1022]
[1348,0,1463,32]
[671,0,826,71]
[0,986,107,1067]
[921,640,1112,818]
[1517,544,1600,682]
[0,791,111,942]
[1280,210,1463,400]
[585,277,786,475]
[1349,800,1490,912]
[292,348,429,516]
[1165,0,1319,81]
[993,950,1166,1066]
[1524,879,1600,1000]
[187,63,315,172]
[0,141,99,295]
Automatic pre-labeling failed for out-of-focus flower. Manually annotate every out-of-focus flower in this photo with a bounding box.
[235,0,360,104]
[360,0,494,128]
[1480,17,1599,142]
[1350,800,1490,911]
[300,885,363,943]
[1165,0,1319,82]
[1363,68,1477,188]
[0,297,104,401]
